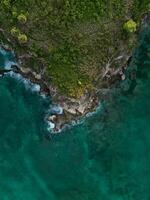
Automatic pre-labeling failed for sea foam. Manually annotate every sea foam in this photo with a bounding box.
[4,60,18,70]
[6,71,41,93]
[47,121,55,131]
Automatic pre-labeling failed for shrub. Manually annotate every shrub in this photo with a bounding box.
[123,19,137,33]
[2,0,10,8]
[17,14,27,24]
[18,34,28,44]
[10,27,20,37]
[12,11,18,17]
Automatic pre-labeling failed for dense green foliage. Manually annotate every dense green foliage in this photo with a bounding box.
[18,34,28,44]
[0,0,149,97]
[123,19,137,33]
[17,14,27,24]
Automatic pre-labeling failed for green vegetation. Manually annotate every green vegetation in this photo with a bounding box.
[18,34,28,44]
[123,19,137,33]
[0,0,149,97]
[10,27,20,37]
[17,14,27,24]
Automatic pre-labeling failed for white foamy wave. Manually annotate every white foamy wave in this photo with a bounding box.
[7,71,21,79]
[4,60,18,70]
[31,84,41,92]
[23,80,41,93]
[6,71,41,93]
[0,48,8,56]
[49,106,63,115]
[47,121,55,131]
[0,47,15,57]
[40,93,47,99]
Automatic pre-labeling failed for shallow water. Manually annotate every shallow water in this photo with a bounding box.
[0,27,150,200]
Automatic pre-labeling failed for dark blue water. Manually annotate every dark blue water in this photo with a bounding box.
[0,27,150,199]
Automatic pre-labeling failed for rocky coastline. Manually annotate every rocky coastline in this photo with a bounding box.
[0,49,132,133]
[0,11,149,133]
[0,62,100,133]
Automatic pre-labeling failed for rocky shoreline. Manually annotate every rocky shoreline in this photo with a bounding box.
[0,61,100,133]
[0,50,130,133]
[0,47,142,133]
[0,11,149,133]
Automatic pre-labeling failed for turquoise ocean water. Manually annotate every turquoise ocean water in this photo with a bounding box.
[0,27,150,200]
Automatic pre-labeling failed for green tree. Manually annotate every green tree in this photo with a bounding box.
[18,34,28,44]
[10,27,20,37]
[123,19,137,33]
[17,14,27,24]
[2,0,10,8]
